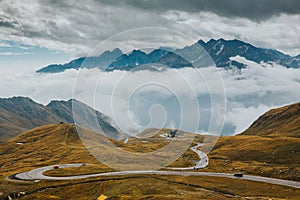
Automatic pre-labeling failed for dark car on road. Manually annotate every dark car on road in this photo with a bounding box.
[234,173,243,177]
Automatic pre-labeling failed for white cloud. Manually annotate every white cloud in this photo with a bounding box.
[1,61,300,135]
[226,104,270,133]
[0,52,31,56]
[164,11,300,56]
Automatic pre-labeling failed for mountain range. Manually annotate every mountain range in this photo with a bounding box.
[37,38,300,73]
[0,97,122,141]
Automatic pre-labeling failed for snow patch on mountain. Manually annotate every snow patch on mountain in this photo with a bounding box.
[215,44,224,55]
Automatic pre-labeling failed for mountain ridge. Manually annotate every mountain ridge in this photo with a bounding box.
[37,48,123,73]
[199,38,297,68]
[37,38,300,73]
[0,97,122,141]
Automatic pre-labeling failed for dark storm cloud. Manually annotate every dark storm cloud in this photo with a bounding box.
[1,0,300,55]
[0,16,19,28]
[100,0,300,20]
[0,20,13,28]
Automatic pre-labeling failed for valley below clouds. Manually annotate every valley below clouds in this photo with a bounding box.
[1,60,300,136]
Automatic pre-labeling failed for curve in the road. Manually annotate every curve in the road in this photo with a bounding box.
[9,143,300,189]
[168,143,208,170]
[11,164,300,189]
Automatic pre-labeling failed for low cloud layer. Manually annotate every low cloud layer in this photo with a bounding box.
[1,60,300,135]
[1,1,299,137]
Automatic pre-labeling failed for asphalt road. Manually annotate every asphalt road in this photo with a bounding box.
[9,142,300,189]
[12,163,300,189]
[168,143,209,170]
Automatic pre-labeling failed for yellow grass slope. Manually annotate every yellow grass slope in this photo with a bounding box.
[242,102,300,137]
[0,124,103,176]
[207,102,300,180]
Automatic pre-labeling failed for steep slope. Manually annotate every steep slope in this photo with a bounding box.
[47,99,124,140]
[157,51,192,68]
[0,97,64,140]
[0,97,122,141]
[207,102,300,180]
[241,102,300,137]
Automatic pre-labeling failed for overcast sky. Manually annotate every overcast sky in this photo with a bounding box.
[0,0,300,71]
[0,0,300,135]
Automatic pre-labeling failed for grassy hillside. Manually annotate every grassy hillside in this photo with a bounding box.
[0,97,64,141]
[0,124,102,174]
[241,102,300,137]
[205,102,300,181]
[0,124,198,175]
[1,100,300,200]
[206,135,300,181]
[0,124,298,199]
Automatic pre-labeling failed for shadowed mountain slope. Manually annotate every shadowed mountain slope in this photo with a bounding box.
[0,97,121,141]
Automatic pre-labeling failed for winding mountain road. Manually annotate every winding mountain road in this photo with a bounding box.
[168,143,208,170]
[12,164,300,189]
[10,142,300,189]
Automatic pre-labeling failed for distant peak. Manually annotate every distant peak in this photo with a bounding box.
[231,38,244,43]
[47,98,79,104]
[99,48,123,56]
[67,98,81,103]
[197,39,206,46]
[3,96,33,102]
[46,99,77,107]
[207,38,217,43]
[112,48,122,54]
[159,47,173,52]
[131,49,146,54]
[149,48,169,54]
[207,38,244,43]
